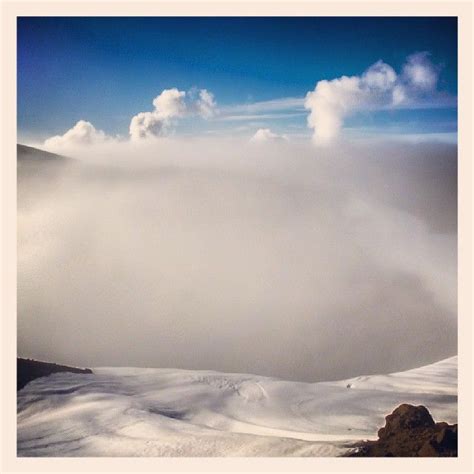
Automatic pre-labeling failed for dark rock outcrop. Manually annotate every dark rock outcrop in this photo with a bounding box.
[17,358,93,391]
[350,403,457,457]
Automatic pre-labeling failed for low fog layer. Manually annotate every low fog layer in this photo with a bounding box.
[17,139,457,382]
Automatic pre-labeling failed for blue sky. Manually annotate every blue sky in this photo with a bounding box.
[17,17,457,143]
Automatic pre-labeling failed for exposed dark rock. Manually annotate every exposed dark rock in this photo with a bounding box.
[349,403,457,457]
[17,358,93,391]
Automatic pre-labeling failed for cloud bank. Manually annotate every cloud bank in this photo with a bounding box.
[305,52,445,145]
[18,138,457,382]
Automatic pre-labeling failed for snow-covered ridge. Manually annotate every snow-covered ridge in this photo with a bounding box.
[17,356,457,457]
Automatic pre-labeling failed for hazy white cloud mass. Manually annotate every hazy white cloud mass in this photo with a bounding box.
[18,138,457,382]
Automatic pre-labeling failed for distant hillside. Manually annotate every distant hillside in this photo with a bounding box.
[17,144,71,162]
[17,358,92,391]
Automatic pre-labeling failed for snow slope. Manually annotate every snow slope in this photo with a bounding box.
[17,356,457,457]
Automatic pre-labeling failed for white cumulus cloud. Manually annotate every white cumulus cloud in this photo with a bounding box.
[196,89,217,119]
[305,52,443,145]
[250,128,288,143]
[362,60,397,92]
[130,88,217,140]
[130,88,187,141]
[305,76,364,145]
[402,51,439,91]
[152,88,187,119]
[44,120,111,150]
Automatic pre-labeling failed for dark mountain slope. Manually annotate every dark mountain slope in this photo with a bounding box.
[17,358,93,391]
[17,144,71,162]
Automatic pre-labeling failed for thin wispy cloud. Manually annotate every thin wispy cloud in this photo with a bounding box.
[220,97,306,115]
[218,88,455,123]
[217,112,306,122]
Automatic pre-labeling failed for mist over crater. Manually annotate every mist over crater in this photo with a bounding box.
[17,139,457,382]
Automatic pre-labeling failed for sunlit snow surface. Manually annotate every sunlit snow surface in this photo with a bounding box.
[17,356,457,457]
